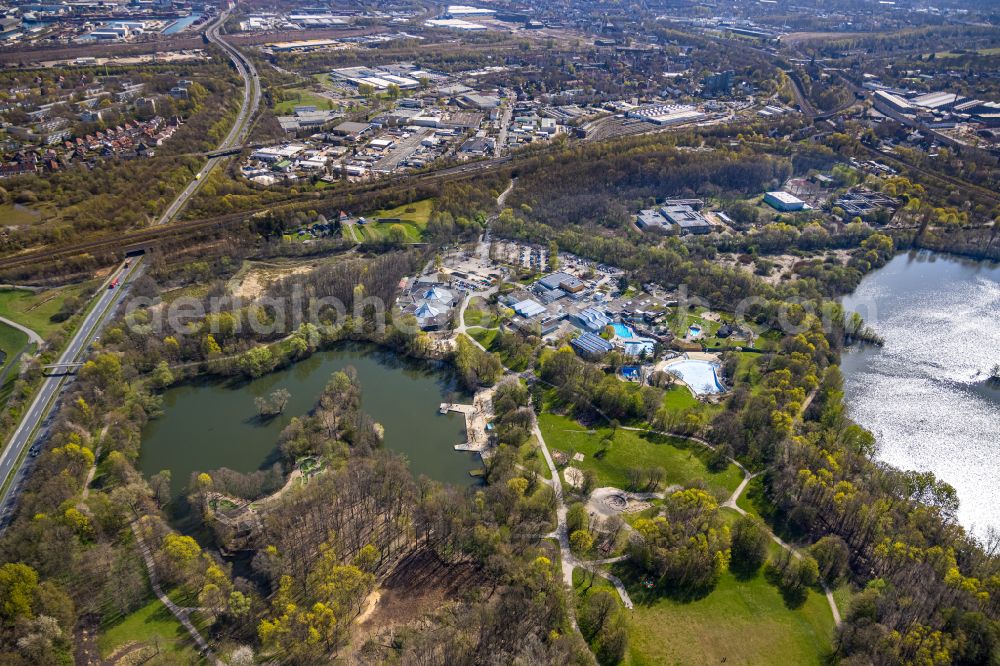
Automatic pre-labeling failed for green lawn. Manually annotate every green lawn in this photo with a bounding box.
[468,327,498,349]
[0,322,28,370]
[576,560,835,665]
[661,385,700,413]
[0,284,93,339]
[346,199,434,243]
[273,88,334,114]
[464,297,497,328]
[98,597,201,661]
[538,413,742,501]
[0,322,29,409]
[0,203,42,226]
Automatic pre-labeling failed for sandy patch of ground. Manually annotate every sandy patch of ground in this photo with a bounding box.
[718,250,848,286]
[355,590,381,625]
[564,466,584,488]
[348,548,483,657]
[230,263,315,300]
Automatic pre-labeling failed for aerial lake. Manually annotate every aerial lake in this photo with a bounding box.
[138,345,478,500]
[841,251,1000,535]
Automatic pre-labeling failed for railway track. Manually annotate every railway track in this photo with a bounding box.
[0,154,516,272]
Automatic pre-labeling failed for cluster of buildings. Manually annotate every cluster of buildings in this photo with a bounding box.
[499,265,664,361]
[873,88,1000,128]
[238,11,351,32]
[870,84,1000,153]
[0,116,177,177]
[1,72,192,173]
[1,2,207,45]
[635,199,714,235]
[833,189,900,219]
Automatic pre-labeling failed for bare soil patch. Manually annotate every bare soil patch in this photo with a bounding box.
[362,548,482,629]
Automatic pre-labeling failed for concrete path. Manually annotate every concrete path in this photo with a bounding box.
[130,520,221,664]
[533,424,638,614]
[0,315,42,346]
[606,422,842,627]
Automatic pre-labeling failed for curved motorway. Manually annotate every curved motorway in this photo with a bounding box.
[0,11,259,527]
[156,9,260,226]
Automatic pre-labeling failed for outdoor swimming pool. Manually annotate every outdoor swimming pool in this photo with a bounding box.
[621,366,640,380]
[687,324,703,338]
[623,339,656,358]
[665,359,725,395]
[612,322,634,338]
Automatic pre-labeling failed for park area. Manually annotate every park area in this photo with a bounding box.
[0,284,94,339]
[574,561,836,665]
[96,597,202,664]
[537,413,742,502]
[344,199,433,243]
[272,88,335,114]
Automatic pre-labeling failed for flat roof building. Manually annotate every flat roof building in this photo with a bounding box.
[660,205,712,234]
[571,333,613,359]
[764,191,805,211]
[513,299,546,318]
[873,90,913,115]
[537,272,584,293]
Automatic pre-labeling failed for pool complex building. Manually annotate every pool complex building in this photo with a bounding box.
[611,321,657,357]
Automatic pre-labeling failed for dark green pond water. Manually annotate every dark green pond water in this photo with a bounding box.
[138,345,478,498]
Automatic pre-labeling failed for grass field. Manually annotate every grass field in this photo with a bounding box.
[928,47,1000,58]
[0,284,93,339]
[538,413,742,500]
[272,88,334,114]
[0,322,28,367]
[574,560,836,665]
[0,203,42,226]
[468,327,498,349]
[343,199,434,243]
[660,385,700,413]
[463,297,497,328]
[98,597,201,662]
[0,322,29,407]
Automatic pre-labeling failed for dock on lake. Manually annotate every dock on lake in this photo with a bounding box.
[440,386,495,453]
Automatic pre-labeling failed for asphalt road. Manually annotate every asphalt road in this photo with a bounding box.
[155,11,260,226]
[0,14,264,529]
[0,13,262,526]
[0,259,144,525]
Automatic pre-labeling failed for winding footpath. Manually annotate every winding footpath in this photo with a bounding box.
[532,423,636,613]
[130,520,221,664]
[618,391,842,627]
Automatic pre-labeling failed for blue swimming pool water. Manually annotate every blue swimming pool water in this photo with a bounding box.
[612,323,634,338]
[666,359,724,395]
[687,325,703,337]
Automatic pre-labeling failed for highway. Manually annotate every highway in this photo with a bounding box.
[0,10,259,527]
[0,259,144,526]
[155,9,260,226]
